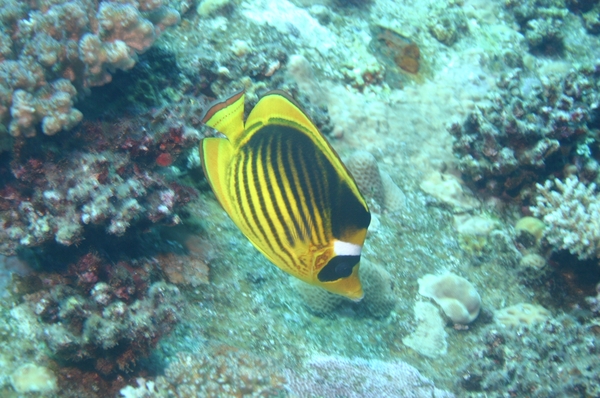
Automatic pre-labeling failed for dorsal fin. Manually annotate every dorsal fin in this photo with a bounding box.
[245,90,317,135]
[201,90,246,141]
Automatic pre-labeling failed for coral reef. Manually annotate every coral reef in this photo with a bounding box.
[0,102,199,255]
[0,0,182,137]
[346,150,385,209]
[286,354,455,398]
[585,282,600,312]
[531,176,600,259]
[450,63,600,197]
[504,0,568,55]
[459,316,600,396]
[153,346,287,396]
[29,261,183,377]
[582,3,600,33]
[2,248,185,396]
[293,278,345,315]
[359,260,398,317]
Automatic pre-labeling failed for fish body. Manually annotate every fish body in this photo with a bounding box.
[199,90,370,300]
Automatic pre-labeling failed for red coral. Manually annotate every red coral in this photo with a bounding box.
[156,152,173,166]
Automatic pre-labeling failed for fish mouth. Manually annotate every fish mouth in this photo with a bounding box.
[345,287,364,302]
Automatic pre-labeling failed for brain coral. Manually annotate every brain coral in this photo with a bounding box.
[418,272,481,324]
[346,150,405,213]
[495,303,551,328]
[294,260,397,318]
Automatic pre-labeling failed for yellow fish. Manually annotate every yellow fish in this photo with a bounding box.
[199,90,371,300]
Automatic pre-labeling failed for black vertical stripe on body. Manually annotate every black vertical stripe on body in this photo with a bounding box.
[244,142,292,268]
[314,151,332,235]
[280,133,309,241]
[303,137,331,245]
[288,141,313,240]
[232,152,255,240]
[296,134,327,245]
[244,125,370,246]
[271,133,299,246]
[262,134,295,247]
[255,134,295,266]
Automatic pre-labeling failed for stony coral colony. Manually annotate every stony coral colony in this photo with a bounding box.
[0,0,600,397]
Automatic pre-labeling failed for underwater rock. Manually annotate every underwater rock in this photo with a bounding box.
[402,301,448,358]
[10,364,57,394]
[454,214,499,236]
[519,253,547,270]
[420,172,479,211]
[369,26,422,88]
[418,273,481,324]
[197,0,232,16]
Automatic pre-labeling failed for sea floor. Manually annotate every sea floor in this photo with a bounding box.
[1,0,600,397]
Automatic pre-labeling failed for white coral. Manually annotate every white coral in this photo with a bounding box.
[531,176,600,260]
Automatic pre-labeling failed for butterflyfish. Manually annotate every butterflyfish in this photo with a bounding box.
[199,90,371,300]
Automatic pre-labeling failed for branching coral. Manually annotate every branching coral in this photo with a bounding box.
[531,176,600,260]
[0,0,182,137]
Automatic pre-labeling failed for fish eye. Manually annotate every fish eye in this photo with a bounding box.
[317,255,360,282]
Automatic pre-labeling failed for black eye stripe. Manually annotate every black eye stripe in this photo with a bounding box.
[317,255,361,282]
